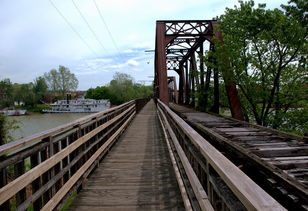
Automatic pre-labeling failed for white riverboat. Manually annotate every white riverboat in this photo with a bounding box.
[42,98,110,113]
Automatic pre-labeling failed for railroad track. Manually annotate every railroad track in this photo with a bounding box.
[170,103,308,211]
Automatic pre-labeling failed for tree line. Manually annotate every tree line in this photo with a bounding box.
[85,72,153,105]
[0,65,78,110]
[206,0,307,135]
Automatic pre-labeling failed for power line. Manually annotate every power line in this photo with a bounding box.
[71,0,108,54]
[71,0,121,69]
[48,0,98,57]
[93,0,124,61]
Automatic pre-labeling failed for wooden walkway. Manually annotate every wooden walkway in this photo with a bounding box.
[69,100,184,210]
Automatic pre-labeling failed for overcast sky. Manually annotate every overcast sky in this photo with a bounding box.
[0,0,288,90]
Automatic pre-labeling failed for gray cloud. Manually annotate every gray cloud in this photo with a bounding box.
[0,0,288,89]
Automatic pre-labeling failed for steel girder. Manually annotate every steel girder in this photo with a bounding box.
[154,20,244,120]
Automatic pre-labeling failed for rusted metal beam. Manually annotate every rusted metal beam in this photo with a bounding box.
[199,43,205,111]
[212,22,244,120]
[155,20,244,120]
[178,64,185,104]
[185,61,190,105]
[190,58,195,107]
[155,22,169,104]
[179,38,205,66]
[204,44,214,110]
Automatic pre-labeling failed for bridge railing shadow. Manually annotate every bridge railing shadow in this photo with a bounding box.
[0,99,149,211]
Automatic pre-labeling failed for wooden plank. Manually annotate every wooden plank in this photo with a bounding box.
[0,141,49,169]
[263,156,308,161]
[216,127,259,132]
[0,105,135,204]
[17,122,119,211]
[68,100,183,210]
[0,168,9,211]
[253,147,308,157]
[41,111,135,211]
[189,118,308,208]
[158,100,286,211]
[268,160,308,169]
[0,101,134,157]
[158,106,214,211]
[224,131,271,136]
[207,108,307,142]
[30,152,42,211]
[15,160,26,206]
[157,110,193,211]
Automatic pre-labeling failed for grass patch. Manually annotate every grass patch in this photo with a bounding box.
[61,191,77,211]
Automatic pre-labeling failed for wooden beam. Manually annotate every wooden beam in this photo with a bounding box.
[0,105,135,204]
[157,100,286,210]
[0,101,134,157]
[158,106,214,211]
[157,110,193,211]
[41,112,135,211]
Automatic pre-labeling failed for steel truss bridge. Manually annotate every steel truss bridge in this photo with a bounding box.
[0,21,307,211]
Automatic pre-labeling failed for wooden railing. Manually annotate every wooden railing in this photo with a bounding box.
[0,99,147,211]
[157,99,286,211]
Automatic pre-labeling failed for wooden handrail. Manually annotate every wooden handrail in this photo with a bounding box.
[157,99,286,210]
[0,100,134,157]
[41,111,135,211]
[158,106,214,211]
[0,99,146,210]
[0,105,135,204]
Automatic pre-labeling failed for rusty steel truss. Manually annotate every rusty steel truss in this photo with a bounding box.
[154,20,244,120]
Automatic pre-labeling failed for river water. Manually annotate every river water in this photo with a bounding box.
[8,113,89,141]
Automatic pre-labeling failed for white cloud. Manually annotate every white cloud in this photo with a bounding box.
[123,49,135,53]
[0,0,289,90]
[127,59,139,66]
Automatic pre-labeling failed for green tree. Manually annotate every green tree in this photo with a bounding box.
[44,69,58,92]
[33,76,48,103]
[281,0,308,28]
[13,83,36,106]
[85,86,111,100]
[85,73,153,105]
[44,66,78,98]
[0,79,14,108]
[0,115,19,145]
[108,72,136,104]
[213,0,307,133]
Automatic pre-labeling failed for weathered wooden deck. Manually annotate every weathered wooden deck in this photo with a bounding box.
[69,100,184,210]
[169,103,308,210]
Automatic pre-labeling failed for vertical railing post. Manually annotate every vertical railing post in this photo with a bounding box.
[61,137,69,183]
[0,116,9,210]
[30,152,42,210]
[41,137,51,204]
[15,159,26,206]
[0,166,9,211]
